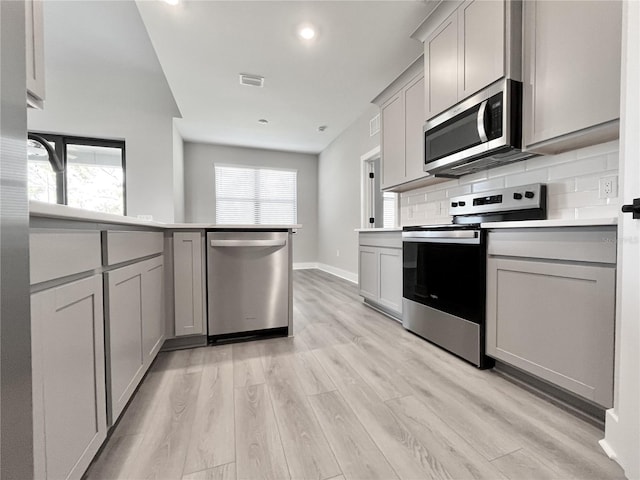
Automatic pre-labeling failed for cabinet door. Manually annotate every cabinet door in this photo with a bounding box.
[377,247,402,315]
[404,75,427,183]
[31,275,107,480]
[458,0,504,98]
[358,246,378,301]
[142,255,165,366]
[25,0,45,107]
[425,10,459,119]
[173,232,205,336]
[523,0,621,148]
[381,93,406,189]
[486,257,615,407]
[106,262,145,423]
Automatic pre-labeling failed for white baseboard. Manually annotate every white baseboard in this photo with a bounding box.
[293,262,319,270]
[316,263,358,284]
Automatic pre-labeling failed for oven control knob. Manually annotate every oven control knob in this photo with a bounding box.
[513,192,523,200]
[525,191,535,199]
[451,202,458,207]
[458,201,466,207]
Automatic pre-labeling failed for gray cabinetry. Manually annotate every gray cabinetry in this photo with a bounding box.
[31,275,107,480]
[26,0,45,108]
[173,231,205,336]
[105,254,165,423]
[522,0,622,154]
[423,0,512,120]
[486,227,616,407]
[358,232,402,319]
[380,73,427,190]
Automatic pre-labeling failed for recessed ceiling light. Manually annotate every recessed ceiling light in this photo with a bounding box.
[298,24,316,41]
[164,0,180,5]
[258,119,269,125]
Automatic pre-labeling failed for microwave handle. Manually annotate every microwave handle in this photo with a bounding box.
[477,100,488,142]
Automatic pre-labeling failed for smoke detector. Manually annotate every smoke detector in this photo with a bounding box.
[239,74,264,88]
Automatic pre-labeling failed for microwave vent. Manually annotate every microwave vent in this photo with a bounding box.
[239,74,264,88]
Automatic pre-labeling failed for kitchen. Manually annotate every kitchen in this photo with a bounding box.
[1,1,639,479]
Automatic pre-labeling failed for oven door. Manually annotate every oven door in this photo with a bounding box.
[402,230,486,324]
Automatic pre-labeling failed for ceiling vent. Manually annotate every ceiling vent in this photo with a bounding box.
[239,74,264,88]
[369,114,380,136]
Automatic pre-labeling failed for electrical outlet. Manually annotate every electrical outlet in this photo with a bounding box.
[599,176,618,199]
[336,249,340,257]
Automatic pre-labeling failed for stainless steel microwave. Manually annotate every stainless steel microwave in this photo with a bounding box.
[423,79,534,178]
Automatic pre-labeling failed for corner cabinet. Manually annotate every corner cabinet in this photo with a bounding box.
[26,0,45,108]
[358,231,403,319]
[173,231,205,336]
[421,0,519,120]
[522,0,622,154]
[486,227,617,407]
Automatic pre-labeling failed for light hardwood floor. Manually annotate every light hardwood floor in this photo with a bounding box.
[86,269,625,480]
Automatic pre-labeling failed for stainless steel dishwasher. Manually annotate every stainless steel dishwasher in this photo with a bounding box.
[207,230,290,339]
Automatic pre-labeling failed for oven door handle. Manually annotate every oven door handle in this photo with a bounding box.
[477,100,488,143]
[402,230,481,244]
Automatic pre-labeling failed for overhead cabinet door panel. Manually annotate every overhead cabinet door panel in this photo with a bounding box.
[426,11,459,119]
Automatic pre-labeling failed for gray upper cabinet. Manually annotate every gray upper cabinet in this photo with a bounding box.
[381,92,406,189]
[31,275,107,480]
[405,76,427,181]
[26,0,45,108]
[486,227,617,408]
[458,0,504,99]
[425,11,459,119]
[522,0,622,154]
[415,0,520,120]
[173,231,205,337]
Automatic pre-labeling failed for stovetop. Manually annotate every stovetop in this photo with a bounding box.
[405,183,547,231]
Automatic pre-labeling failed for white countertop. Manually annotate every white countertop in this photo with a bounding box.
[482,217,618,229]
[29,201,301,230]
[355,228,403,232]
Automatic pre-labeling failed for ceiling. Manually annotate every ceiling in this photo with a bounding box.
[135,1,433,154]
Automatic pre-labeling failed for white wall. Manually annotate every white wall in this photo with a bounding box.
[173,121,185,223]
[317,104,380,279]
[27,1,182,223]
[401,140,621,225]
[184,142,318,264]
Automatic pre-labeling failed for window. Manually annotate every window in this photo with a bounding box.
[214,165,297,225]
[383,192,398,228]
[27,133,126,215]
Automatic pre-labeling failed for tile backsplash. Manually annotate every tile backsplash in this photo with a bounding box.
[400,140,620,225]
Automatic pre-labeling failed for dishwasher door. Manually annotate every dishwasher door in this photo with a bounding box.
[207,231,289,336]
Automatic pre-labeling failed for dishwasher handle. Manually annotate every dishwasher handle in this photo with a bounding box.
[210,239,286,248]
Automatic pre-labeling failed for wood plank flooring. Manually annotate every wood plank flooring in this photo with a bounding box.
[85,269,625,480]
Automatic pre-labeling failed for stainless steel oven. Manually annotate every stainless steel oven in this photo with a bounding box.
[402,184,547,368]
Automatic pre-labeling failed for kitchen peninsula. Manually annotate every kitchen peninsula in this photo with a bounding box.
[28,201,298,480]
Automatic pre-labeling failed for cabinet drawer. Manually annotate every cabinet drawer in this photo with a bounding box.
[30,229,102,284]
[487,228,617,264]
[103,230,164,266]
[359,232,402,249]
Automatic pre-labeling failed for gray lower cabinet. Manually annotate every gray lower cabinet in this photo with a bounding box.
[486,227,616,407]
[173,231,205,336]
[31,275,107,480]
[358,232,402,318]
[106,255,164,423]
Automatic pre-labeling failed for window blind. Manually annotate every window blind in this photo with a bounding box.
[215,164,297,225]
[383,192,397,228]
